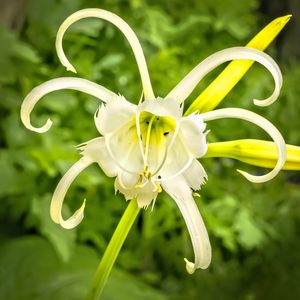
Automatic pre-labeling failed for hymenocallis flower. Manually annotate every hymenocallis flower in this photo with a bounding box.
[21,9,287,274]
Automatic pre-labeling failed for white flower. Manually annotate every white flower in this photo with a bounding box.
[20,9,286,274]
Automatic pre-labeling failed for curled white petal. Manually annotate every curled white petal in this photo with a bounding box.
[21,77,116,133]
[201,108,286,183]
[56,8,154,99]
[162,178,211,273]
[166,47,282,106]
[50,158,93,229]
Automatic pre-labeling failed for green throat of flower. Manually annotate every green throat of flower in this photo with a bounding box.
[138,112,176,174]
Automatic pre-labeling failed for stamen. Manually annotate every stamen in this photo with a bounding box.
[135,110,147,164]
[156,184,162,193]
[144,115,155,165]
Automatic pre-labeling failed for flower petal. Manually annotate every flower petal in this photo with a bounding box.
[95,95,136,136]
[166,47,282,107]
[185,15,291,115]
[137,97,183,120]
[50,158,92,229]
[179,114,208,158]
[95,95,144,173]
[77,137,118,177]
[158,132,194,181]
[105,121,144,174]
[201,108,286,183]
[21,77,115,133]
[162,178,211,273]
[115,176,137,201]
[156,115,207,181]
[56,8,154,99]
[182,159,207,191]
[115,174,158,208]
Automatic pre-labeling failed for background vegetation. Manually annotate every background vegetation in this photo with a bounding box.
[0,0,300,299]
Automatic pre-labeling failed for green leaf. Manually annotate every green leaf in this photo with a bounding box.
[29,195,76,262]
[0,236,96,300]
[104,269,169,300]
[0,236,169,300]
[0,150,35,197]
[234,209,266,249]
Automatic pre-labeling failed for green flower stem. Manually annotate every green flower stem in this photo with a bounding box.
[86,199,140,300]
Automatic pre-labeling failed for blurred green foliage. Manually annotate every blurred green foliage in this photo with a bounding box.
[0,0,300,299]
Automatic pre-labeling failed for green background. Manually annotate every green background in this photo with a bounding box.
[1,0,300,299]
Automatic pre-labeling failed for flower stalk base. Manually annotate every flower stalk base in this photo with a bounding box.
[86,199,140,300]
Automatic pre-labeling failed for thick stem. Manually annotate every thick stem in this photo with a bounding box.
[86,199,140,300]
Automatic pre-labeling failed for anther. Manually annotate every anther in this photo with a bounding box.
[157,184,162,193]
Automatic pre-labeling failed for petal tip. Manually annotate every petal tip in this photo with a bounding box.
[184,258,196,274]
[236,168,258,183]
[32,118,53,133]
[66,65,77,73]
[272,14,292,28]
[60,199,86,230]
[253,98,272,107]
[253,91,279,107]
[281,14,292,23]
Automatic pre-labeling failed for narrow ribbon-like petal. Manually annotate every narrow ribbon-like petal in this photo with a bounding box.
[166,47,282,106]
[56,8,155,99]
[21,77,116,133]
[50,158,92,229]
[186,15,291,114]
[201,108,286,183]
[162,178,211,273]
